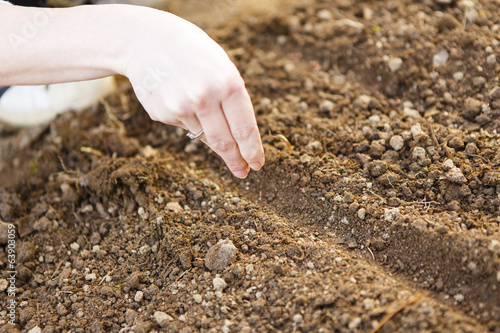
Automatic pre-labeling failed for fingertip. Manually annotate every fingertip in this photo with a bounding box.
[249,161,264,171]
[233,169,249,179]
[241,145,265,172]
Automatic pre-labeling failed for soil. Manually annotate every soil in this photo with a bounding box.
[1,0,500,332]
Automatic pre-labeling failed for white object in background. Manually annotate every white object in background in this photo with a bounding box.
[0,77,116,127]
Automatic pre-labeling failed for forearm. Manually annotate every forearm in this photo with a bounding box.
[0,4,147,85]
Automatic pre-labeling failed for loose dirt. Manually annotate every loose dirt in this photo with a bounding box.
[1,0,499,332]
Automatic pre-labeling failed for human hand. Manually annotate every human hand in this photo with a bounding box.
[122,9,265,178]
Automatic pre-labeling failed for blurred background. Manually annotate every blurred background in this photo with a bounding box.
[45,0,306,29]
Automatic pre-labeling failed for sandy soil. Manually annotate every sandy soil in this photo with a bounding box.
[1,0,499,332]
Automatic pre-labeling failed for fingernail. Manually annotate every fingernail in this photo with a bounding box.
[233,170,249,179]
[250,162,263,171]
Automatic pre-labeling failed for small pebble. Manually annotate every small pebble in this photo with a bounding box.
[292,314,303,323]
[388,57,403,72]
[28,327,42,333]
[125,309,138,326]
[404,106,421,118]
[193,294,203,304]
[85,273,96,281]
[437,13,459,31]
[444,92,453,103]
[454,294,465,302]
[70,242,80,252]
[486,54,496,65]
[464,98,482,120]
[363,299,374,310]
[368,160,387,177]
[446,167,467,184]
[357,208,366,220]
[298,101,309,111]
[246,264,254,275]
[411,123,424,139]
[348,317,362,329]
[60,183,78,202]
[213,277,228,292]
[0,279,8,292]
[488,240,500,255]
[205,240,237,271]
[57,303,69,316]
[320,100,334,112]
[33,216,52,232]
[138,244,150,255]
[300,154,312,163]
[473,76,486,87]
[356,95,372,110]
[453,72,464,81]
[433,49,449,67]
[283,61,295,73]
[413,147,426,162]
[467,262,477,272]
[368,115,381,124]
[90,232,101,245]
[443,159,455,171]
[166,202,184,213]
[390,135,404,151]
[465,142,479,155]
[260,97,271,108]
[306,140,323,154]
[317,9,333,21]
[137,207,146,218]
[134,290,144,302]
[490,87,500,100]
[384,208,400,222]
[154,311,174,328]
[184,143,197,153]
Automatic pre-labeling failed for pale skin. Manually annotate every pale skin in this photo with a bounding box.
[0,3,265,178]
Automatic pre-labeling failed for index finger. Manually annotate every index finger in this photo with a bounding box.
[221,84,265,171]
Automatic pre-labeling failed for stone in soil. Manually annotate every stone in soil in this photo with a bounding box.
[205,239,237,271]
[446,167,467,184]
[154,311,174,328]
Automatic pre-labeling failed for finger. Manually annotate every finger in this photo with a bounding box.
[179,113,205,139]
[196,102,250,179]
[221,85,265,171]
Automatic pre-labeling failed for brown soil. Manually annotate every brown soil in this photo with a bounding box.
[1,0,500,332]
